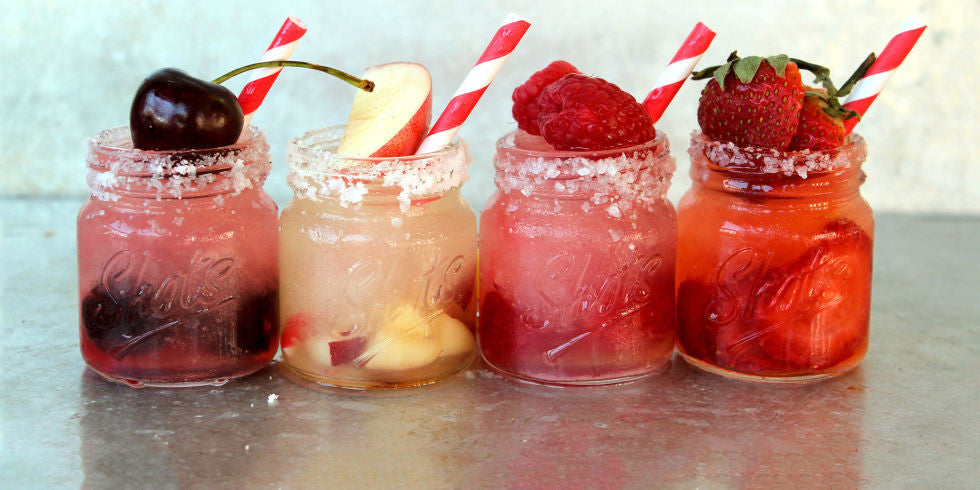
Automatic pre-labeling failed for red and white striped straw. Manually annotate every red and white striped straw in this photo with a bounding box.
[238,17,308,129]
[842,17,926,134]
[415,13,531,154]
[642,22,715,123]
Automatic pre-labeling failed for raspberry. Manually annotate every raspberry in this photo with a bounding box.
[512,61,579,135]
[537,74,656,151]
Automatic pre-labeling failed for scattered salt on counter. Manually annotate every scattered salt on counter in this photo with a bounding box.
[267,394,279,405]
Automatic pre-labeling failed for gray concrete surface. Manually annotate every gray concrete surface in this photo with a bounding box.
[0,200,977,487]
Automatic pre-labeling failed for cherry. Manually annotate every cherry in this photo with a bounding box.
[130,68,244,151]
[129,62,376,151]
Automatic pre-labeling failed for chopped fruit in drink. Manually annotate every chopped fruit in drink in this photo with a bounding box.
[363,306,440,371]
[436,314,475,357]
[537,73,656,151]
[337,62,433,157]
[787,90,847,151]
[328,336,368,366]
[754,219,871,369]
[678,219,872,374]
[512,60,579,135]
[131,68,245,151]
[693,54,805,150]
[280,312,314,356]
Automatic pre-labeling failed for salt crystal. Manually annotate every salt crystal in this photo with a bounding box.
[267,394,279,405]
[608,229,622,242]
[607,204,621,218]
[391,217,403,228]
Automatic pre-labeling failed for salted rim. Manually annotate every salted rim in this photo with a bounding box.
[495,129,670,161]
[286,125,471,210]
[688,130,867,178]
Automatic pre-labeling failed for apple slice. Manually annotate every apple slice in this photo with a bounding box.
[364,306,440,371]
[436,314,474,357]
[337,62,433,157]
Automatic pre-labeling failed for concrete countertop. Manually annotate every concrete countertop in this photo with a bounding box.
[1,199,977,488]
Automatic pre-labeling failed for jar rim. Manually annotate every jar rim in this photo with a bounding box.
[287,125,465,176]
[286,125,471,210]
[688,130,867,179]
[85,126,271,200]
[495,129,669,159]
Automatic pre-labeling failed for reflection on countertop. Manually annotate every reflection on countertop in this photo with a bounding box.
[1,200,977,488]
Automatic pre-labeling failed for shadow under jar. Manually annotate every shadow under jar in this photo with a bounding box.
[479,130,677,386]
[78,126,279,388]
[676,131,874,383]
[279,126,477,389]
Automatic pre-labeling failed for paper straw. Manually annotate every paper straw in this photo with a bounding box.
[238,17,308,129]
[415,13,531,154]
[642,22,716,123]
[842,17,926,134]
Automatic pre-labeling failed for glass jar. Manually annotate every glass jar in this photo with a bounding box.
[676,131,873,382]
[279,126,477,389]
[78,127,279,387]
[479,130,677,386]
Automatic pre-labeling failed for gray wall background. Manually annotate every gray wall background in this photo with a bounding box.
[2,0,976,213]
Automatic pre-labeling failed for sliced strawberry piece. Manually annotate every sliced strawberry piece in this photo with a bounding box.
[754,219,872,370]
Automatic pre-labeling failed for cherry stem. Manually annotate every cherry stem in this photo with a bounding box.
[212,61,374,92]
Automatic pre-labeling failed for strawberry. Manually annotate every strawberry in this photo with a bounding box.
[787,90,846,151]
[694,54,805,150]
[754,219,872,370]
[694,52,876,152]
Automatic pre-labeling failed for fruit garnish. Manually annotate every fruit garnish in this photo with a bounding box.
[512,60,579,135]
[131,68,245,151]
[788,54,877,151]
[692,53,805,150]
[337,62,433,157]
[536,73,656,151]
[692,52,876,151]
[130,61,374,151]
[787,90,847,151]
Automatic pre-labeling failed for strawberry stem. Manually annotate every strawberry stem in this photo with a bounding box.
[212,61,374,92]
[837,53,877,98]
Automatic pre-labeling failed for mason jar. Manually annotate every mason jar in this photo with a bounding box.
[676,131,873,382]
[279,126,477,389]
[479,130,677,386]
[78,126,279,387]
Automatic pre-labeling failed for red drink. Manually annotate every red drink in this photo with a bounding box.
[479,131,676,385]
[77,127,279,387]
[676,132,873,381]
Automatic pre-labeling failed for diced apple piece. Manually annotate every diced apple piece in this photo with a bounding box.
[436,314,474,357]
[337,62,433,157]
[364,306,440,371]
[328,336,368,366]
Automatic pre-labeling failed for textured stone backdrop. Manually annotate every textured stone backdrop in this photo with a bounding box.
[1,0,976,212]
